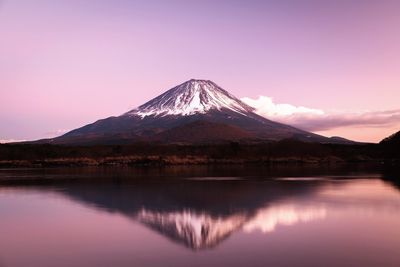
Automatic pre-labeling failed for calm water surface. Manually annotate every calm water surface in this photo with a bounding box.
[0,166,399,267]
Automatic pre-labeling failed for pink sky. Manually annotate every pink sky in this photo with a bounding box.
[1,0,399,142]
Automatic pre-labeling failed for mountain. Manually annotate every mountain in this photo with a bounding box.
[153,121,254,143]
[50,79,349,145]
[379,130,400,159]
[380,130,400,146]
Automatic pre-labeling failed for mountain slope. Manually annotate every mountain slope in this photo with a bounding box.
[380,130,400,145]
[379,130,400,159]
[126,79,254,117]
[152,120,255,143]
[52,79,348,144]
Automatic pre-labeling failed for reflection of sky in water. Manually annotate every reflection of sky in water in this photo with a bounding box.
[134,179,400,249]
[0,177,400,267]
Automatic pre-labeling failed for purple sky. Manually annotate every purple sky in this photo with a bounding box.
[1,0,399,142]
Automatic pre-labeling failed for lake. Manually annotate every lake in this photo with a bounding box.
[0,165,399,267]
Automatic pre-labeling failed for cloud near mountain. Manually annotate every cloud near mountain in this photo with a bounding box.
[242,96,400,132]
[44,129,69,137]
[241,96,325,117]
[0,139,27,144]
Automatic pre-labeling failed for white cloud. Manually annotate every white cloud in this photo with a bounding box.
[242,96,324,117]
[0,139,26,144]
[44,129,69,137]
[242,96,400,132]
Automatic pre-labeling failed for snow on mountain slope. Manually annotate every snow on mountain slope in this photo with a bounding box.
[125,79,254,118]
[137,209,247,250]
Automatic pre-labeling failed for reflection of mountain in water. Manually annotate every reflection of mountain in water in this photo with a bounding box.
[382,167,400,191]
[137,209,249,249]
[40,179,327,250]
[136,203,326,250]
[1,166,399,250]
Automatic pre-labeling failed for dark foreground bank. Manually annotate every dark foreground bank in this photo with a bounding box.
[0,139,398,167]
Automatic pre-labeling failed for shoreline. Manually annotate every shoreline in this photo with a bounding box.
[0,155,386,168]
[1,141,398,168]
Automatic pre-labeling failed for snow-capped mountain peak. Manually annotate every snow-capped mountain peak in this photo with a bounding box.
[125,79,254,118]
